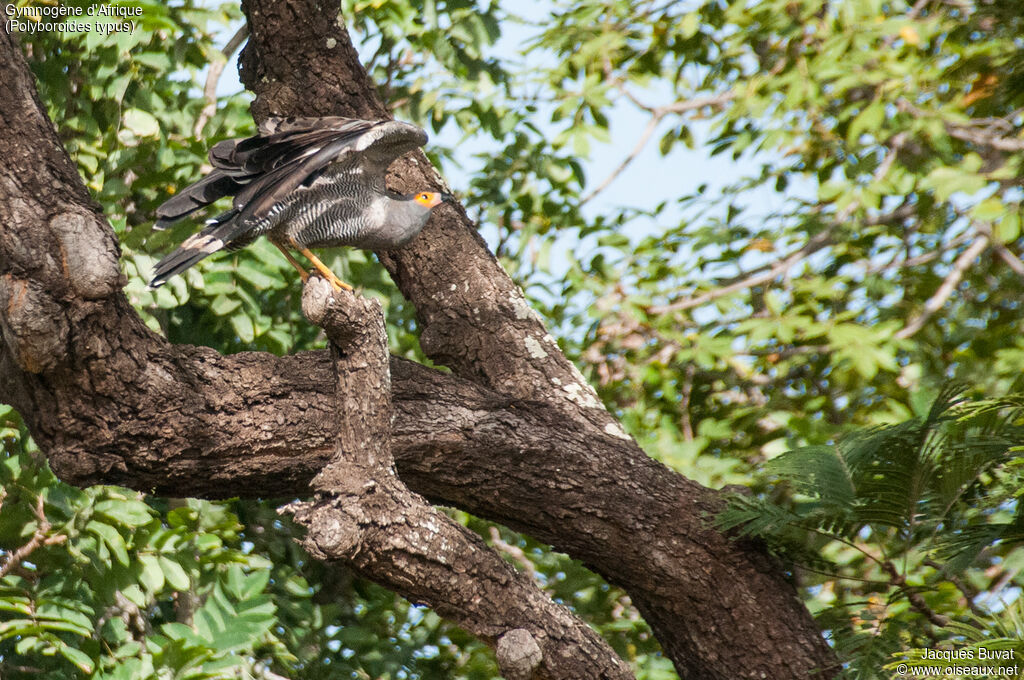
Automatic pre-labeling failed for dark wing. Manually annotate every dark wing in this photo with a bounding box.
[154,117,426,229]
[343,119,429,177]
[152,172,240,229]
[148,209,240,288]
[149,117,428,288]
[154,117,372,229]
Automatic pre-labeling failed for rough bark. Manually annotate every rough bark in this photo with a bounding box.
[288,279,632,680]
[0,5,842,680]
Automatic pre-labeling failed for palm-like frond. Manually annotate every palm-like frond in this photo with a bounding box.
[723,386,1024,589]
[716,494,839,572]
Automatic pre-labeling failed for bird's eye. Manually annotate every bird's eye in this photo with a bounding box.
[420,193,430,200]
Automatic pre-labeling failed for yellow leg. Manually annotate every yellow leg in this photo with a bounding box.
[272,241,309,282]
[287,237,353,291]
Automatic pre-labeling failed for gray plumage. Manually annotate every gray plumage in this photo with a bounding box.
[149,116,451,289]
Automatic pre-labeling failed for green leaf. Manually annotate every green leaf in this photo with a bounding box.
[210,294,242,316]
[86,520,130,566]
[847,101,885,144]
[122,108,160,138]
[95,499,154,526]
[230,313,255,343]
[234,262,283,289]
[138,554,165,594]
[57,643,94,673]
[158,556,190,591]
[922,165,987,202]
[996,212,1020,243]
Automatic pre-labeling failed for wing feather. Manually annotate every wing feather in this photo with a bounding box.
[154,171,241,229]
[149,116,428,287]
[350,120,428,175]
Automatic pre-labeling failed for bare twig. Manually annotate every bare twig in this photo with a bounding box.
[580,113,661,206]
[488,526,537,578]
[741,344,832,358]
[649,133,912,316]
[647,230,833,315]
[0,496,65,579]
[986,564,1022,604]
[614,85,734,117]
[906,0,932,20]
[4,665,45,674]
[659,92,736,116]
[946,126,1024,152]
[923,558,987,618]
[875,132,907,180]
[897,99,1024,152]
[994,243,1024,278]
[679,363,695,441]
[793,565,894,587]
[580,92,735,206]
[862,230,975,276]
[897,233,990,339]
[194,24,250,137]
[882,561,951,627]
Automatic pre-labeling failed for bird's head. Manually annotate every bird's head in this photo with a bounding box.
[412,191,455,209]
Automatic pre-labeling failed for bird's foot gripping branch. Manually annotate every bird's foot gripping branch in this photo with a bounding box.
[286,277,634,680]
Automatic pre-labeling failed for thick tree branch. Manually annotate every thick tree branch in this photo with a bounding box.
[236,3,837,676]
[288,279,632,680]
[238,0,618,428]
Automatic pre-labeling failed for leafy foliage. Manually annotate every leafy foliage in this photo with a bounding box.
[719,389,1024,678]
[1,405,280,679]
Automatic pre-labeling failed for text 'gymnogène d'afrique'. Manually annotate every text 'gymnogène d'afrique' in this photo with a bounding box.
[5,3,140,35]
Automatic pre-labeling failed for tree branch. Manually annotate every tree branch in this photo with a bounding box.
[0,496,66,580]
[897,98,1024,152]
[881,561,952,628]
[946,125,1024,152]
[194,23,250,137]
[580,111,662,206]
[647,230,834,315]
[578,87,735,206]
[994,242,1024,278]
[287,279,633,680]
[896,233,990,339]
[234,7,840,675]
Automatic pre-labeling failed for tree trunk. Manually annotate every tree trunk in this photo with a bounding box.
[0,5,838,678]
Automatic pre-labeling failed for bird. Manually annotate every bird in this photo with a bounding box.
[149,116,452,291]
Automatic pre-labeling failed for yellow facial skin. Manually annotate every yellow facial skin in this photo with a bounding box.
[413,192,444,208]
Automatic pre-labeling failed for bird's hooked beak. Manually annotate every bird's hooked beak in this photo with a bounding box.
[440,192,455,204]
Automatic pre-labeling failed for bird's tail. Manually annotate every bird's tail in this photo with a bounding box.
[148,210,239,288]
[154,171,241,231]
